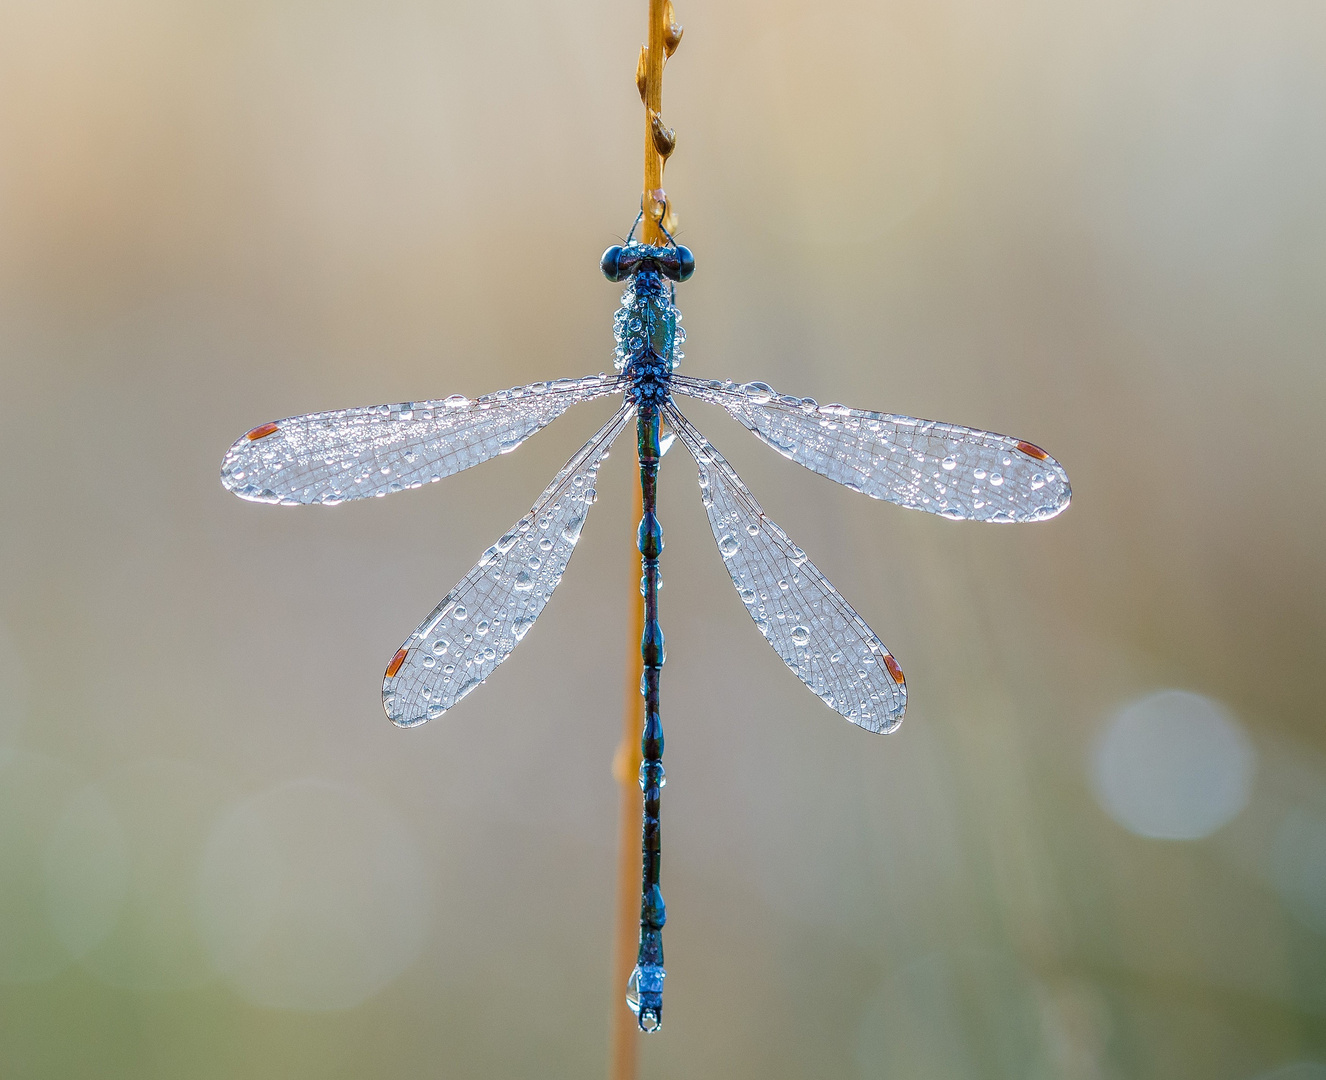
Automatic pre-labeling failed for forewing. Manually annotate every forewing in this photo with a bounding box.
[672,375,1070,523]
[383,404,634,726]
[221,373,621,505]
[666,405,905,733]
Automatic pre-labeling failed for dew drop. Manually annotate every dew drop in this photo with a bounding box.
[453,605,467,621]
[790,625,810,646]
[718,535,740,558]
[475,620,490,636]
[739,381,775,404]
[443,394,470,409]
[562,516,585,544]
[513,618,535,641]
[427,704,445,720]
[432,640,449,656]
[990,473,1004,486]
[941,455,957,470]
[539,537,553,552]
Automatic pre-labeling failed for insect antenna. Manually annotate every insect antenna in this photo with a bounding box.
[625,207,646,245]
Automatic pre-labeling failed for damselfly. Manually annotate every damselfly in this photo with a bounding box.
[220,226,1071,1031]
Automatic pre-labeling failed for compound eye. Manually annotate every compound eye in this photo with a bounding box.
[600,245,625,282]
[675,245,695,282]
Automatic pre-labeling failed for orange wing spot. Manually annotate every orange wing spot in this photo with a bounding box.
[246,422,280,441]
[385,647,408,679]
[1015,440,1049,461]
[883,654,905,684]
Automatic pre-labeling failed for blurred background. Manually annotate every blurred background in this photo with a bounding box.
[0,0,1324,1076]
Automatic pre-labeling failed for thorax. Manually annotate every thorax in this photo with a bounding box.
[613,270,684,408]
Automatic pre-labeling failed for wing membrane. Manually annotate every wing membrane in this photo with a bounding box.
[383,404,634,726]
[221,373,621,505]
[672,375,1070,523]
[666,404,905,733]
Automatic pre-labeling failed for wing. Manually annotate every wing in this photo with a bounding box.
[672,375,1070,523]
[221,373,622,505]
[383,403,635,726]
[665,404,905,734]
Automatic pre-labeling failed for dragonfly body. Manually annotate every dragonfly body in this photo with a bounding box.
[602,241,694,1030]
[220,232,1071,1032]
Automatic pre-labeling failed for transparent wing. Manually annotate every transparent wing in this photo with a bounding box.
[221,373,622,505]
[672,375,1070,523]
[665,404,905,734]
[383,403,634,726]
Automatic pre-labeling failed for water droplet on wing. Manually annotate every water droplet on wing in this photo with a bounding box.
[739,381,774,404]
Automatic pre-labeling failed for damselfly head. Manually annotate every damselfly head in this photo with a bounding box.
[601,243,695,283]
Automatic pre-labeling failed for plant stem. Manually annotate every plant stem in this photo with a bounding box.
[611,2,677,1074]
[609,481,646,1080]
[641,0,667,245]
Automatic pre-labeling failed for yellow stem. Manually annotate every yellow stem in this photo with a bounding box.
[611,3,678,1074]
[641,0,667,244]
[609,483,646,1080]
